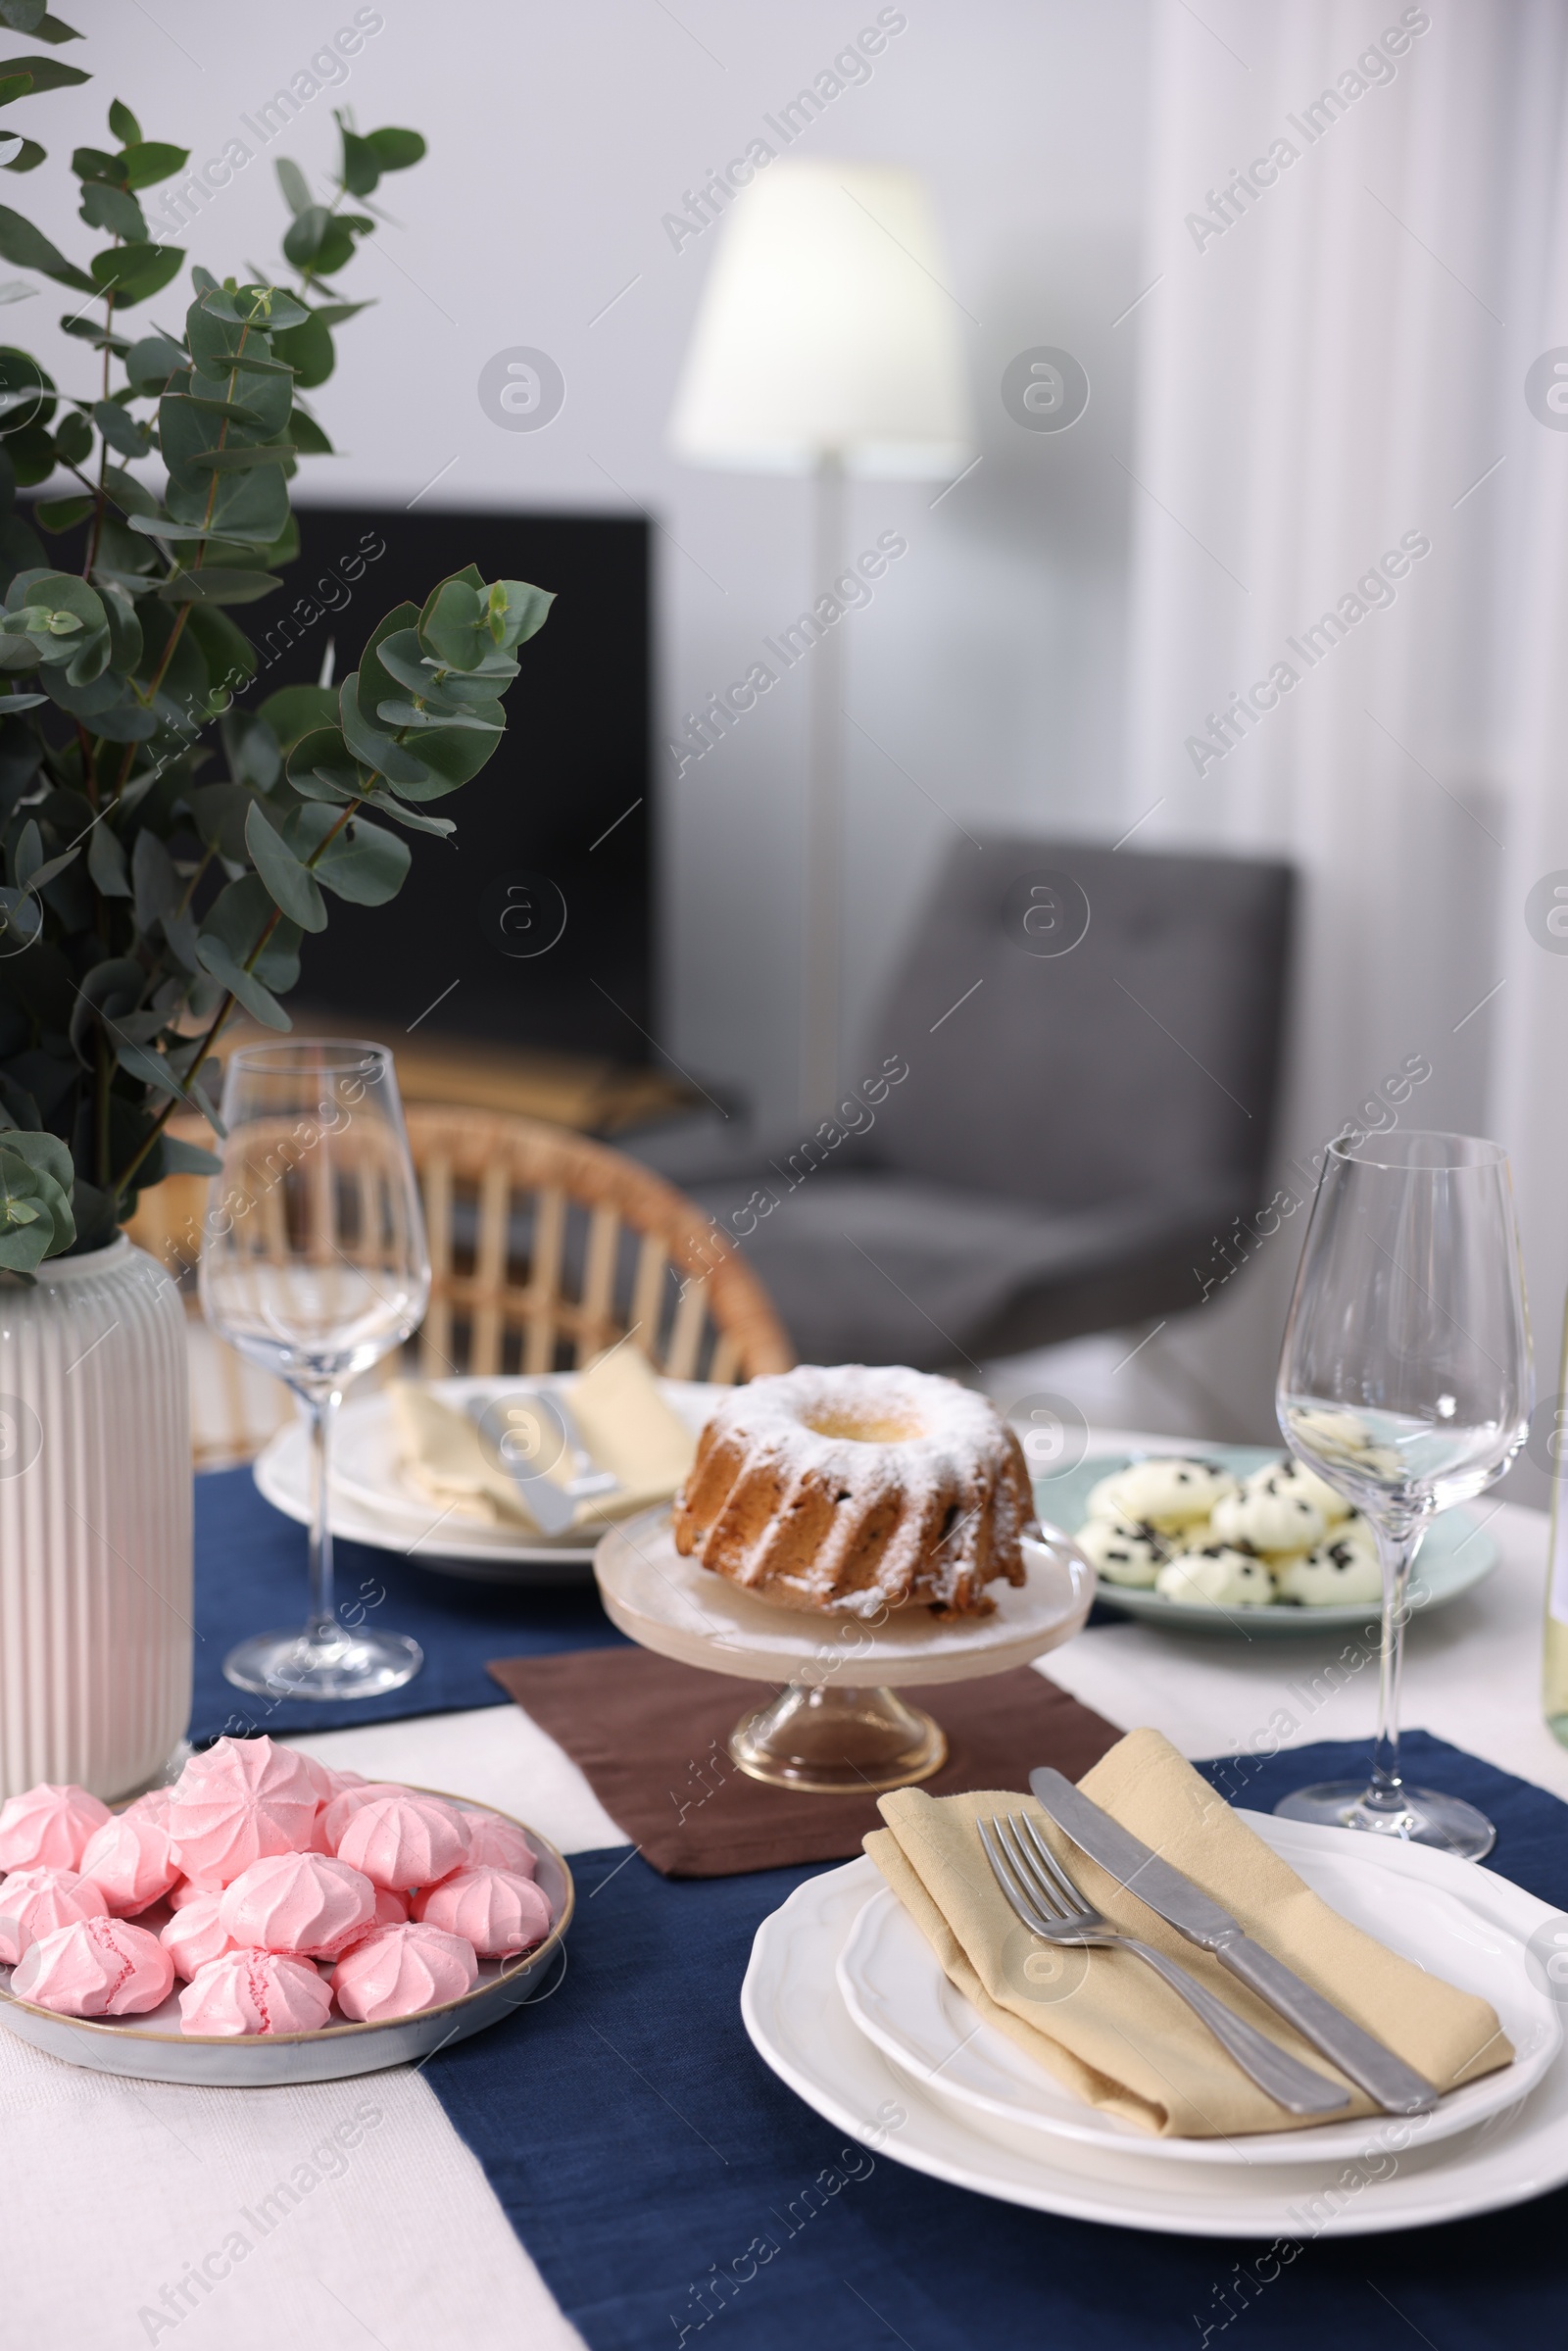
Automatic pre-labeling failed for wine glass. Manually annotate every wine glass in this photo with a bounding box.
[199,1039,431,1700]
[1273,1131,1531,1858]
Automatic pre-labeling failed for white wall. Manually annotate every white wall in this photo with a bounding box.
[24,0,1151,1130]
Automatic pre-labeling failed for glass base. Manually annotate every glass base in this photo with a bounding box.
[1547,1711,1568,1753]
[1273,1778,1495,1861]
[222,1626,424,1702]
[729,1683,947,1794]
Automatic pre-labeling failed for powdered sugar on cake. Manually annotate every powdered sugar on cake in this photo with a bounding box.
[672,1365,1033,1618]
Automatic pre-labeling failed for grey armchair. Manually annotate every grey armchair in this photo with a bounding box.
[631,836,1295,1369]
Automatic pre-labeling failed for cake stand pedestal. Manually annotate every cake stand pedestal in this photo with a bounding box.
[593,1509,1095,1794]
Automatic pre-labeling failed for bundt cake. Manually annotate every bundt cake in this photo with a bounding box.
[671,1365,1034,1619]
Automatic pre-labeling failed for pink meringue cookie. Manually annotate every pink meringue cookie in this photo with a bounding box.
[12,1914,174,2016]
[160,1894,239,1981]
[219,1853,375,1959]
[370,1886,409,1929]
[331,1886,408,1960]
[293,1752,336,1804]
[335,1795,469,1891]
[76,1812,180,1916]
[330,1922,478,2022]
[459,1810,537,1879]
[123,1786,174,1825]
[319,1780,444,1853]
[178,1948,332,2037]
[165,1876,206,1910]
[0,1784,112,1873]
[414,1867,552,1957]
[166,1736,318,1887]
[0,1867,111,1963]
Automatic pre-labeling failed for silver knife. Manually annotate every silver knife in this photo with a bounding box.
[1029,1767,1439,2116]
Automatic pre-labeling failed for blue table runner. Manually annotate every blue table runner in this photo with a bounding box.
[425,1733,1568,2351]
[189,1468,625,1745]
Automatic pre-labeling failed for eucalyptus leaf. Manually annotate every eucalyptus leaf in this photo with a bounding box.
[244,797,326,931]
[365,127,426,173]
[270,309,332,388]
[359,789,456,839]
[85,819,129,897]
[33,492,92,532]
[119,140,188,192]
[261,686,337,752]
[79,180,144,241]
[123,331,184,392]
[0,202,92,291]
[0,51,87,92]
[376,698,501,734]
[89,240,182,308]
[193,927,290,1029]
[186,444,295,471]
[288,408,333,457]
[92,395,148,456]
[156,566,282,604]
[338,669,429,787]
[288,804,409,905]
[274,157,312,218]
[129,835,179,945]
[158,1132,220,1176]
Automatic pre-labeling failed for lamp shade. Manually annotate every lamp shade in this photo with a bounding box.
[669,158,973,477]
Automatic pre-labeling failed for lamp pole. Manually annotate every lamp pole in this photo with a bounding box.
[801,447,845,1126]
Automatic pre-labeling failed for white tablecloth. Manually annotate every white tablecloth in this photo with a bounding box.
[4,1468,1562,2350]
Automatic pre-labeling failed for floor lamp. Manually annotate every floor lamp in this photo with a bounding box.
[669,159,972,1123]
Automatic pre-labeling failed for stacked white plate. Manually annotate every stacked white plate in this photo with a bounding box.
[741,1813,1568,2234]
[253,1374,727,1581]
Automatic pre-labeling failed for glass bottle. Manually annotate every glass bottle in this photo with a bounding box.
[1544,1294,1568,1747]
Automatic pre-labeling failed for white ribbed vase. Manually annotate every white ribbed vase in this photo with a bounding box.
[0,1236,191,1800]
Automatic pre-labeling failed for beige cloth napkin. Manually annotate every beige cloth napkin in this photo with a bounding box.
[864,1727,1512,2137]
[389,1347,696,1536]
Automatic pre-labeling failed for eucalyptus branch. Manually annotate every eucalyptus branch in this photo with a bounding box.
[0,76,552,1275]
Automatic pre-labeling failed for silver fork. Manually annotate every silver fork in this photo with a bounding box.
[979,1813,1349,2117]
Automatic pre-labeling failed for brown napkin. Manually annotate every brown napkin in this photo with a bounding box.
[487,1646,1122,1876]
[865,1727,1513,2137]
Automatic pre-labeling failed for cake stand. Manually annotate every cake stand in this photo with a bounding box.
[593,1507,1096,1794]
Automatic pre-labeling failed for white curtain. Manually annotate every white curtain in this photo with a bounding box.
[1120,0,1566,1481]
[1489,7,1568,1502]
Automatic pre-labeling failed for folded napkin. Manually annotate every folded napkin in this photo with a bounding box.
[864,1727,1513,2137]
[390,1347,697,1536]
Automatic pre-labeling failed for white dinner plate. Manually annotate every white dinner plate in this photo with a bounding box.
[742,1828,1568,2235]
[1044,1446,1498,1635]
[253,1373,726,1580]
[835,1816,1559,2164]
[0,1792,573,2088]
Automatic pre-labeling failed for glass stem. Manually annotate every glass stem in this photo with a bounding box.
[1367,1520,1421,1811]
[306,1386,342,1648]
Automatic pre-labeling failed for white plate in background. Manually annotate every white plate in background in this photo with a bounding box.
[1044,1445,1498,1636]
[253,1373,724,1579]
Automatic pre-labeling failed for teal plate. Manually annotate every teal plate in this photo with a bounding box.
[1035,1445,1499,1638]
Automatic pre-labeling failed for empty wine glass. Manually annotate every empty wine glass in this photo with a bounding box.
[1274,1131,1531,1858]
[199,1039,431,1699]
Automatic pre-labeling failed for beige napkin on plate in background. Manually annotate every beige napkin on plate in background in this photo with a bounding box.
[864,1726,1512,2137]
[389,1347,697,1536]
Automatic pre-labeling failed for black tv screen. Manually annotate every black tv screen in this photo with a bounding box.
[239,503,651,1059]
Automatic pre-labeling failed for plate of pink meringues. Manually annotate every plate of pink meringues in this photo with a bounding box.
[0,1737,573,2086]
